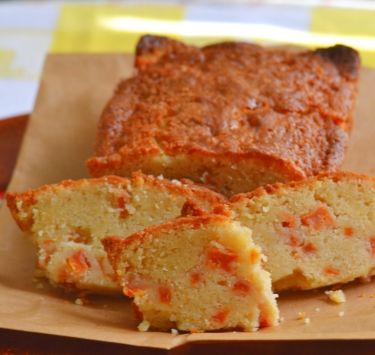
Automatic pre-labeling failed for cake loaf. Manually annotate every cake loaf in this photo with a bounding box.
[103,214,279,332]
[6,172,224,292]
[87,35,360,196]
[230,172,375,291]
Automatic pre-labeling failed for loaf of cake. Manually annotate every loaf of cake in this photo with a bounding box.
[87,35,360,196]
[6,172,224,292]
[103,214,279,332]
[230,172,375,291]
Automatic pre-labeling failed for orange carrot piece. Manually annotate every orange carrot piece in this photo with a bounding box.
[212,308,230,323]
[281,214,297,228]
[370,237,375,256]
[123,285,145,297]
[207,247,238,273]
[301,206,335,231]
[190,272,202,285]
[258,304,271,328]
[324,265,340,276]
[302,242,317,254]
[66,250,90,274]
[116,195,129,218]
[344,227,354,238]
[259,312,270,328]
[249,249,260,264]
[233,280,251,295]
[288,234,302,247]
[158,285,172,304]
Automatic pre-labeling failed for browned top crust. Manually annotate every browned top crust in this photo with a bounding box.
[88,35,360,177]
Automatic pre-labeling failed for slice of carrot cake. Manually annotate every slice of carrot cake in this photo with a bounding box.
[6,172,224,293]
[103,214,279,332]
[230,172,375,291]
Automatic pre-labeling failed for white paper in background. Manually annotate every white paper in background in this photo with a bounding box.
[0,79,38,118]
[185,4,311,31]
[0,2,59,119]
[0,3,59,29]
[0,30,51,118]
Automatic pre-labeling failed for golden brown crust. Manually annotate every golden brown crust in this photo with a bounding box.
[6,172,225,232]
[102,214,229,268]
[315,44,360,81]
[229,171,375,203]
[6,189,35,231]
[87,149,306,181]
[87,36,359,179]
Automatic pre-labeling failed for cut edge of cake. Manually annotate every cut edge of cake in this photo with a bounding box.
[6,172,225,293]
[102,214,280,332]
[230,171,375,291]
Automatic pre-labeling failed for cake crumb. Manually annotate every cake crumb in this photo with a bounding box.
[303,317,311,325]
[138,320,150,332]
[171,179,182,186]
[126,204,136,215]
[171,328,178,335]
[325,289,346,304]
[315,307,320,312]
[75,298,83,306]
[279,316,285,323]
[297,311,306,320]
[338,311,345,317]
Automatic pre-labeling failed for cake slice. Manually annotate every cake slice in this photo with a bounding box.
[102,214,279,332]
[230,172,375,291]
[87,35,360,196]
[6,172,224,292]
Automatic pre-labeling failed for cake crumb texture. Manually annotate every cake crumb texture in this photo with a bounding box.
[103,215,279,332]
[230,172,375,291]
[6,172,224,293]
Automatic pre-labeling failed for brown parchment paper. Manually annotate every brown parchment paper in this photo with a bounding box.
[1,54,375,349]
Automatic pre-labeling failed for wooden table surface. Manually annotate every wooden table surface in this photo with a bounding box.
[1,115,375,355]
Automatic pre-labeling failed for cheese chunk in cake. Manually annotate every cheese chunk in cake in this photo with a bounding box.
[230,172,375,291]
[6,172,224,293]
[103,215,279,332]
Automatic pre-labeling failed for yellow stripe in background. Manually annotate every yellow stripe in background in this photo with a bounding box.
[51,4,184,53]
[311,7,375,68]
[0,49,24,78]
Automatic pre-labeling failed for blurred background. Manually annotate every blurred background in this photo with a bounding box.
[0,0,374,119]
